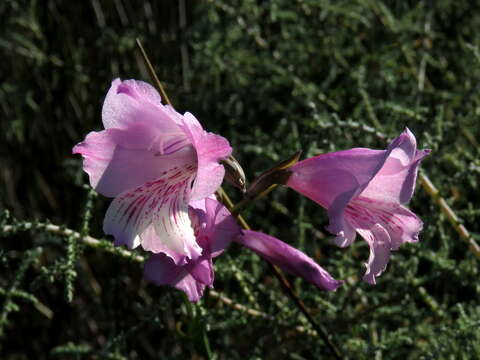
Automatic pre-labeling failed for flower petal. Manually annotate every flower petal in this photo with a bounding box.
[346,197,423,249]
[287,148,387,209]
[144,254,206,302]
[103,163,202,264]
[345,198,423,283]
[236,230,342,291]
[359,128,430,204]
[73,124,196,197]
[101,79,190,153]
[356,224,392,284]
[103,79,166,129]
[144,253,187,285]
[331,218,357,248]
[188,197,240,257]
[189,257,214,286]
[139,225,188,265]
[287,148,389,238]
[175,275,206,302]
[202,198,241,256]
[181,112,232,201]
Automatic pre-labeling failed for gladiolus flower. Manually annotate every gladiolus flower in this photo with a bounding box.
[286,129,430,284]
[73,79,232,264]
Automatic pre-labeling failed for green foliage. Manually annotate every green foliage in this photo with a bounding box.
[1,0,480,358]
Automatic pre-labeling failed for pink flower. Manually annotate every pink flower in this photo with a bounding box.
[286,129,430,284]
[145,197,342,301]
[73,79,232,264]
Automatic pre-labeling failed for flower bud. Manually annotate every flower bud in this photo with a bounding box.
[246,150,302,200]
[221,155,247,192]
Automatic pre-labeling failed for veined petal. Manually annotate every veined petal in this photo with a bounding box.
[236,231,342,291]
[73,124,196,197]
[181,112,232,201]
[346,197,423,249]
[103,163,202,264]
[287,148,387,209]
[345,197,423,283]
[144,254,206,302]
[287,148,389,239]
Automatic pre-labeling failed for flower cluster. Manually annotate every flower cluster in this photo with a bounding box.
[74,79,429,301]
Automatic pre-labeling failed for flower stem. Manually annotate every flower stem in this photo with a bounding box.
[419,172,480,258]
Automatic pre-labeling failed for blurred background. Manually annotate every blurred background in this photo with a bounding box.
[1,0,480,358]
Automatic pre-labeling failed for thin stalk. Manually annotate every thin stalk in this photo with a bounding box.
[419,173,480,259]
[135,38,172,106]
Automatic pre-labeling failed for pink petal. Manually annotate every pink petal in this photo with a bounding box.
[144,254,207,302]
[175,275,206,302]
[345,197,423,283]
[359,128,431,204]
[356,225,392,284]
[100,78,190,156]
[144,253,187,285]
[202,198,240,257]
[330,219,357,248]
[288,147,389,239]
[287,148,387,209]
[139,225,188,265]
[189,257,214,286]
[102,79,165,129]
[188,197,240,257]
[346,197,423,249]
[103,163,202,264]
[181,112,232,201]
[73,124,196,197]
[236,231,343,291]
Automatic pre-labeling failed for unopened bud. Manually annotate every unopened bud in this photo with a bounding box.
[246,150,302,200]
[221,155,247,192]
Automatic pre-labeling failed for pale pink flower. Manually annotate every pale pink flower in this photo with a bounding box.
[286,129,430,283]
[73,79,231,265]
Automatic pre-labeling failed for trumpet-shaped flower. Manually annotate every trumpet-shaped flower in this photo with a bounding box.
[286,129,430,284]
[145,197,342,301]
[73,79,232,264]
